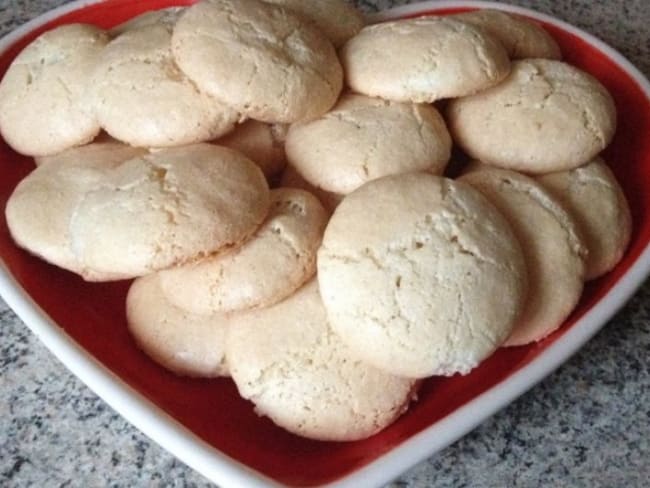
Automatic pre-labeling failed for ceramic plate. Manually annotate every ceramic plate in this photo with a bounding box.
[1,1,649,487]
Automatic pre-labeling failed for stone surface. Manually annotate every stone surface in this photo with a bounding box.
[1,1,649,487]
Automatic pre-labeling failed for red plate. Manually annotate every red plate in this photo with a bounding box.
[1,1,649,487]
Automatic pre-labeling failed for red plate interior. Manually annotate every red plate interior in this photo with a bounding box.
[1,2,649,486]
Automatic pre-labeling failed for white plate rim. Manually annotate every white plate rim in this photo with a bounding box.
[0,1,649,487]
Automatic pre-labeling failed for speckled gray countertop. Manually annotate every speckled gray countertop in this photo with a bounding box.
[1,0,649,487]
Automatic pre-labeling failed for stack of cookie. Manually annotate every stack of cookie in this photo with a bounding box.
[0,0,631,442]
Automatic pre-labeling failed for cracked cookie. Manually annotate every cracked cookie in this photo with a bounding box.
[91,23,238,148]
[226,279,419,441]
[340,16,510,103]
[317,173,528,378]
[460,165,588,346]
[158,188,327,314]
[536,158,631,280]
[171,0,343,123]
[6,140,147,280]
[447,59,617,173]
[67,143,270,280]
[0,24,108,156]
[126,273,230,378]
[285,93,452,195]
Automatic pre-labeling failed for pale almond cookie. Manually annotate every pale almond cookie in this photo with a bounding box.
[6,141,147,280]
[280,165,344,212]
[126,273,229,378]
[536,158,631,280]
[69,143,270,281]
[91,24,238,148]
[460,165,587,347]
[340,16,510,103]
[159,188,327,315]
[171,0,343,123]
[317,173,528,378]
[216,120,287,179]
[109,6,186,37]
[226,279,418,441]
[262,0,364,47]
[448,59,617,173]
[285,93,452,194]
[0,24,108,156]
[453,9,561,60]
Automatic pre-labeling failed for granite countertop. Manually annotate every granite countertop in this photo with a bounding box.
[1,0,649,486]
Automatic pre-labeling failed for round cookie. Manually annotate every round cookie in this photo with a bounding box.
[127,273,229,378]
[280,165,344,212]
[536,158,631,280]
[447,59,617,173]
[91,24,238,148]
[317,173,528,378]
[171,0,343,123]
[340,16,510,103]
[459,165,587,347]
[68,143,270,280]
[226,279,418,441]
[0,24,108,156]
[159,188,328,315]
[109,6,186,37]
[216,120,287,179]
[285,93,452,194]
[6,141,147,280]
[453,9,561,60]
[262,0,364,47]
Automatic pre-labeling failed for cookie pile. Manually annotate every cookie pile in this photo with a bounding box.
[0,1,631,442]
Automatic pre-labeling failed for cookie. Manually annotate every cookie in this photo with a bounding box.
[171,0,343,123]
[263,0,364,47]
[226,279,418,441]
[340,16,510,103]
[453,9,561,59]
[447,59,617,173]
[6,141,147,279]
[459,165,587,346]
[317,173,528,378]
[91,24,238,148]
[68,143,270,280]
[158,188,328,314]
[285,93,452,194]
[0,24,108,156]
[536,158,631,280]
[109,6,186,37]
[216,120,287,179]
[280,165,344,212]
[126,273,229,378]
